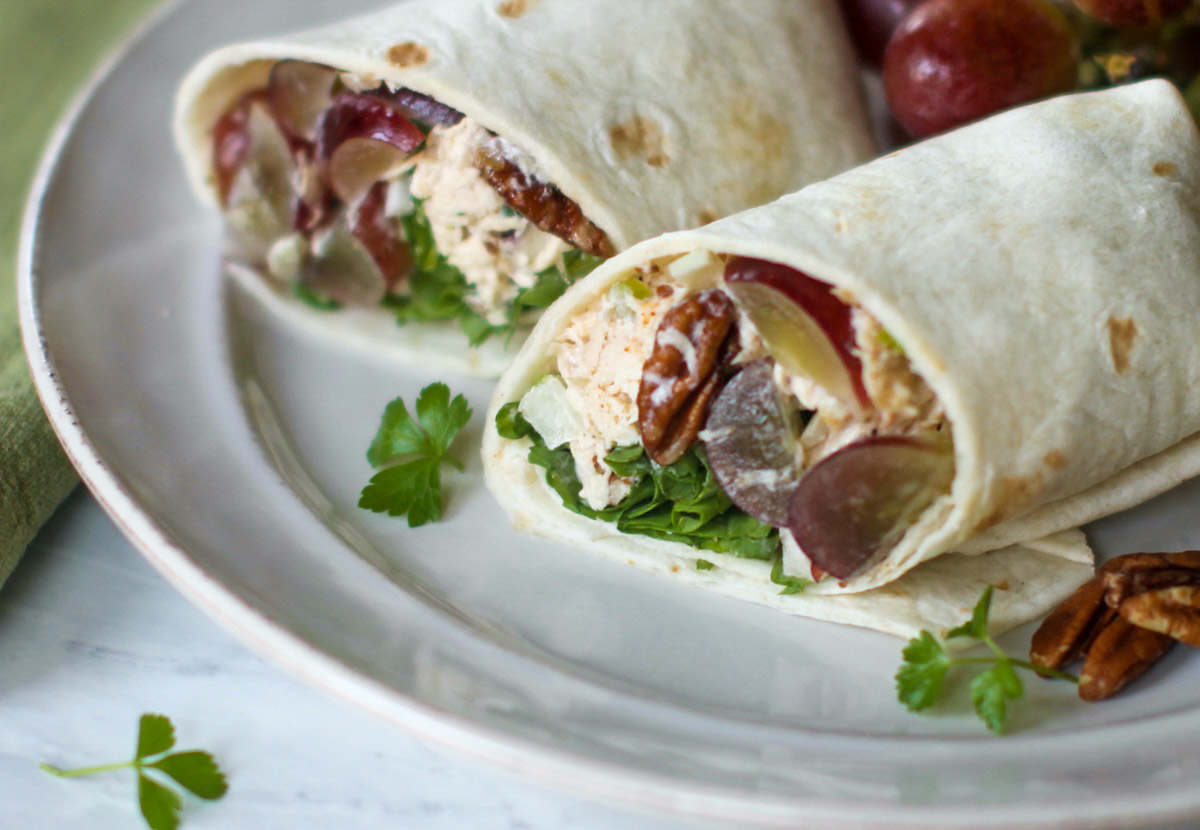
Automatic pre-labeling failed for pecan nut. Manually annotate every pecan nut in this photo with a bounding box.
[1078,617,1174,702]
[1101,551,1200,608]
[638,290,738,466]
[1030,577,1116,672]
[476,141,615,259]
[1119,585,1200,649]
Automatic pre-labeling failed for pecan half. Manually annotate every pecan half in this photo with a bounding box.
[1030,577,1116,671]
[476,141,615,258]
[1101,551,1200,608]
[1120,585,1200,649]
[638,290,738,466]
[1078,617,1175,702]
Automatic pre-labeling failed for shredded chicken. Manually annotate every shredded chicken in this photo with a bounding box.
[405,118,570,323]
[555,268,686,509]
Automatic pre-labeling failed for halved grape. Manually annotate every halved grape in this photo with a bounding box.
[381,87,465,127]
[787,435,954,581]
[328,136,414,205]
[704,360,802,527]
[838,0,921,67]
[724,257,869,412]
[1072,0,1189,28]
[212,92,261,207]
[316,92,425,200]
[268,60,337,141]
[303,226,388,306]
[351,181,410,290]
[883,0,1078,138]
[222,101,297,253]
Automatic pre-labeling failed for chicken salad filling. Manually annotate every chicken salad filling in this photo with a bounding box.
[497,250,954,585]
[212,60,612,344]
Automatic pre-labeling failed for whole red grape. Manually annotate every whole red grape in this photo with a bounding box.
[838,0,923,66]
[883,0,1078,138]
[1071,0,1190,29]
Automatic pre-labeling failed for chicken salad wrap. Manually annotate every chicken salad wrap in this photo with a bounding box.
[175,0,874,375]
[483,80,1200,637]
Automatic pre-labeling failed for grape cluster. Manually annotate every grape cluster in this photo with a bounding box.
[839,0,1200,139]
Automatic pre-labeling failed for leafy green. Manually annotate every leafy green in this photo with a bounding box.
[895,632,952,713]
[386,199,504,346]
[41,713,228,830]
[495,401,534,441]
[389,198,603,346]
[696,559,716,571]
[293,282,342,311]
[770,555,813,596]
[504,411,780,561]
[359,383,473,527]
[895,586,1079,735]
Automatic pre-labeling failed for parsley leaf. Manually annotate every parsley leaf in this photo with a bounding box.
[970,662,1024,735]
[149,752,229,801]
[136,714,176,760]
[894,586,1080,735]
[895,632,951,712]
[360,383,473,527]
[41,713,228,830]
[138,775,182,830]
[947,585,993,641]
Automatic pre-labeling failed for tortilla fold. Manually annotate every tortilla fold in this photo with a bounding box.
[485,80,1200,635]
[175,0,874,376]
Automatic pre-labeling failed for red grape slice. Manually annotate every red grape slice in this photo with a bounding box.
[303,226,388,306]
[268,60,337,142]
[705,360,802,527]
[724,257,869,412]
[351,181,410,290]
[883,0,1078,138]
[212,92,264,208]
[379,87,465,127]
[838,0,921,67]
[327,136,413,205]
[316,92,425,198]
[787,435,954,580]
[1072,0,1190,28]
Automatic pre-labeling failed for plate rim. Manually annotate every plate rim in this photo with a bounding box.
[15,2,1200,827]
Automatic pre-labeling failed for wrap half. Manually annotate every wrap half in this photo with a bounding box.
[175,0,874,376]
[484,80,1200,637]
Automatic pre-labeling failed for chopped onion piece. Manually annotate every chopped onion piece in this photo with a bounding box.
[519,377,584,450]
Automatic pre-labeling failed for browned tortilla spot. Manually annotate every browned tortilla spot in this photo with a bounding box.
[497,0,528,17]
[729,105,789,203]
[696,207,719,226]
[1043,451,1068,471]
[995,580,1012,591]
[1153,161,1178,177]
[1107,316,1140,374]
[977,474,1044,532]
[388,42,429,68]
[609,116,670,168]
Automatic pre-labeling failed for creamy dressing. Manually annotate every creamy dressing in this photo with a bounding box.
[543,250,949,523]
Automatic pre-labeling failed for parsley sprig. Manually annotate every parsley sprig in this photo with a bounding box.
[41,714,227,830]
[896,586,1079,734]
[359,383,473,526]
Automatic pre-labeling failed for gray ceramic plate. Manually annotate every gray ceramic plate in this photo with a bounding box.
[19,1,1200,826]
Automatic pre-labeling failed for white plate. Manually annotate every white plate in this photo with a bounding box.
[19,1,1200,827]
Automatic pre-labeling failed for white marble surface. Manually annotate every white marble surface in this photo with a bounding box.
[0,491,690,830]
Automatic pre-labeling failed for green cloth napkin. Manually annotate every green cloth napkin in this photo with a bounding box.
[1,0,162,588]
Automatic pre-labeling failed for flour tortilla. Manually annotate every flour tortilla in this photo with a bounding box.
[485,81,1200,634]
[175,0,874,376]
